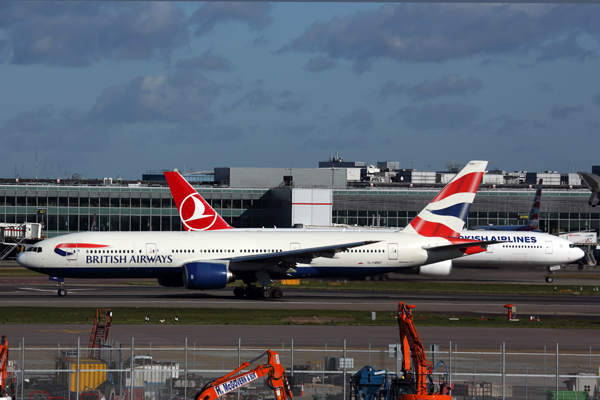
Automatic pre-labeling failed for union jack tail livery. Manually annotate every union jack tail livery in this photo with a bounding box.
[527,179,542,230]
[164,171,232,231]
[403,160,487,238]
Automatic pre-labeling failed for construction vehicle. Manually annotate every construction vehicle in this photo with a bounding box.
[391,302,451,400]
[351,366,395,400]
[88,309,112,357]
[193,350,292,400]
[1,336,14,400]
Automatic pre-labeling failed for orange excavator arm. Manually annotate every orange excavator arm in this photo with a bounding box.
[194,350,292,400]
[1,335,12,399]
[397,302,435,395]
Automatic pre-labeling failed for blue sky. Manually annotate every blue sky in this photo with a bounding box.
[1,1,599,180]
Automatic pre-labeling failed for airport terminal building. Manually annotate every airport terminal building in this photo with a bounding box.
[0,162,599,240]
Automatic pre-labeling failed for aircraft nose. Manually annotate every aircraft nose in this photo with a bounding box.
[572,246,585,261]
[17,252,29,268]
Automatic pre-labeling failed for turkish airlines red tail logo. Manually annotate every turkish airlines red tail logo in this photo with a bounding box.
[165,171,232,231]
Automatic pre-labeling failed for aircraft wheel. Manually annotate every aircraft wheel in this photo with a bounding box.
[261,287,272,299]
[271,288,283,299]
[545,276,553,283]
[58,288,67,297]
[233,287,245,298]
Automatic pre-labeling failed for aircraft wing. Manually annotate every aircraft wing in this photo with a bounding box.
[229,240,381,265]
[423,240,504,252]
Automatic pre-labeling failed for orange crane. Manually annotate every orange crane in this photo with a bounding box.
[1,335,14,400]
[194,350,292,400]
[395,302,451,400]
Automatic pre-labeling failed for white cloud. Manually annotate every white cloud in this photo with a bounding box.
[0,2,188,66]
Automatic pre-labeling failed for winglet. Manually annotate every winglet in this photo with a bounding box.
[403,160,487,238]
[165,171,232,231]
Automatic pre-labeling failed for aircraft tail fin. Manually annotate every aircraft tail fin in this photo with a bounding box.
[526,179,542,230]
[578,172,600,207]
[403,160,487,238]
[165,171,232,231]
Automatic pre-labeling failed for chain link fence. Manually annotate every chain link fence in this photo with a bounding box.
[4,338,600,400]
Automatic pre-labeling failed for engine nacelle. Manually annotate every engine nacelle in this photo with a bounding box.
[182,262,234,290]
[419,260,452,277]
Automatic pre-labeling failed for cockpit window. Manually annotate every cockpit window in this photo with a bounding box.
[569,244,577,248]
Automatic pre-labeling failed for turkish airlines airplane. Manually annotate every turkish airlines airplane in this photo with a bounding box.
[457,178,585,282]
[167,170,584,285]
[454,231,583,282]
[17,161,499,299]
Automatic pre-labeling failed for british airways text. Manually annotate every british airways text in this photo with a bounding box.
[460,235,537,243]
[215,372,259,396]
[86,255,174,264]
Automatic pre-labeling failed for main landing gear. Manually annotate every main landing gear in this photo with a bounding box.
[233,285,283,300]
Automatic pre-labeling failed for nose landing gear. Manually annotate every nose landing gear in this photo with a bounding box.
[545,265,561,283]
[53,277,67,296]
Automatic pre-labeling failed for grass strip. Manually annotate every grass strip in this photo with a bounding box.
[0,267,46,277]
[1,307,599,329]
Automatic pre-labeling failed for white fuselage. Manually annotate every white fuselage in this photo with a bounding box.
[455,230,584,268]
[16,229,453,280]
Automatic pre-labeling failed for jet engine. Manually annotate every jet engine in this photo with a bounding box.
[182,262,234,290]
[419,260,452,276]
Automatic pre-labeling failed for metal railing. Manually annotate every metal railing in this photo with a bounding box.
[5,338,600,400]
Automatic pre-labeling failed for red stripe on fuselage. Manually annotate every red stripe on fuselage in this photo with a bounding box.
[55,243,110,249]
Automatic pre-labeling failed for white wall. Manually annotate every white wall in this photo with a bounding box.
[291,189,333,226]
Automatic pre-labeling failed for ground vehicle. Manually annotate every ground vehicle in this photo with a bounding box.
[193,350,292,400]
[393,302,451,400]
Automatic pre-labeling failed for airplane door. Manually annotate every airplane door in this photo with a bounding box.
[388,243,398,260]
[290,243,300,251]
[146,243,157,257]
[545,241,553,254]
[66,244,78,261]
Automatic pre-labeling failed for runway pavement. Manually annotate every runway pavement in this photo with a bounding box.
[2,262,599,351]
[2,282,600,319]
[2,324,599,351]
[1,264,600,317]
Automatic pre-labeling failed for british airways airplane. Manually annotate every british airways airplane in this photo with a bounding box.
[17,161,499,299]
